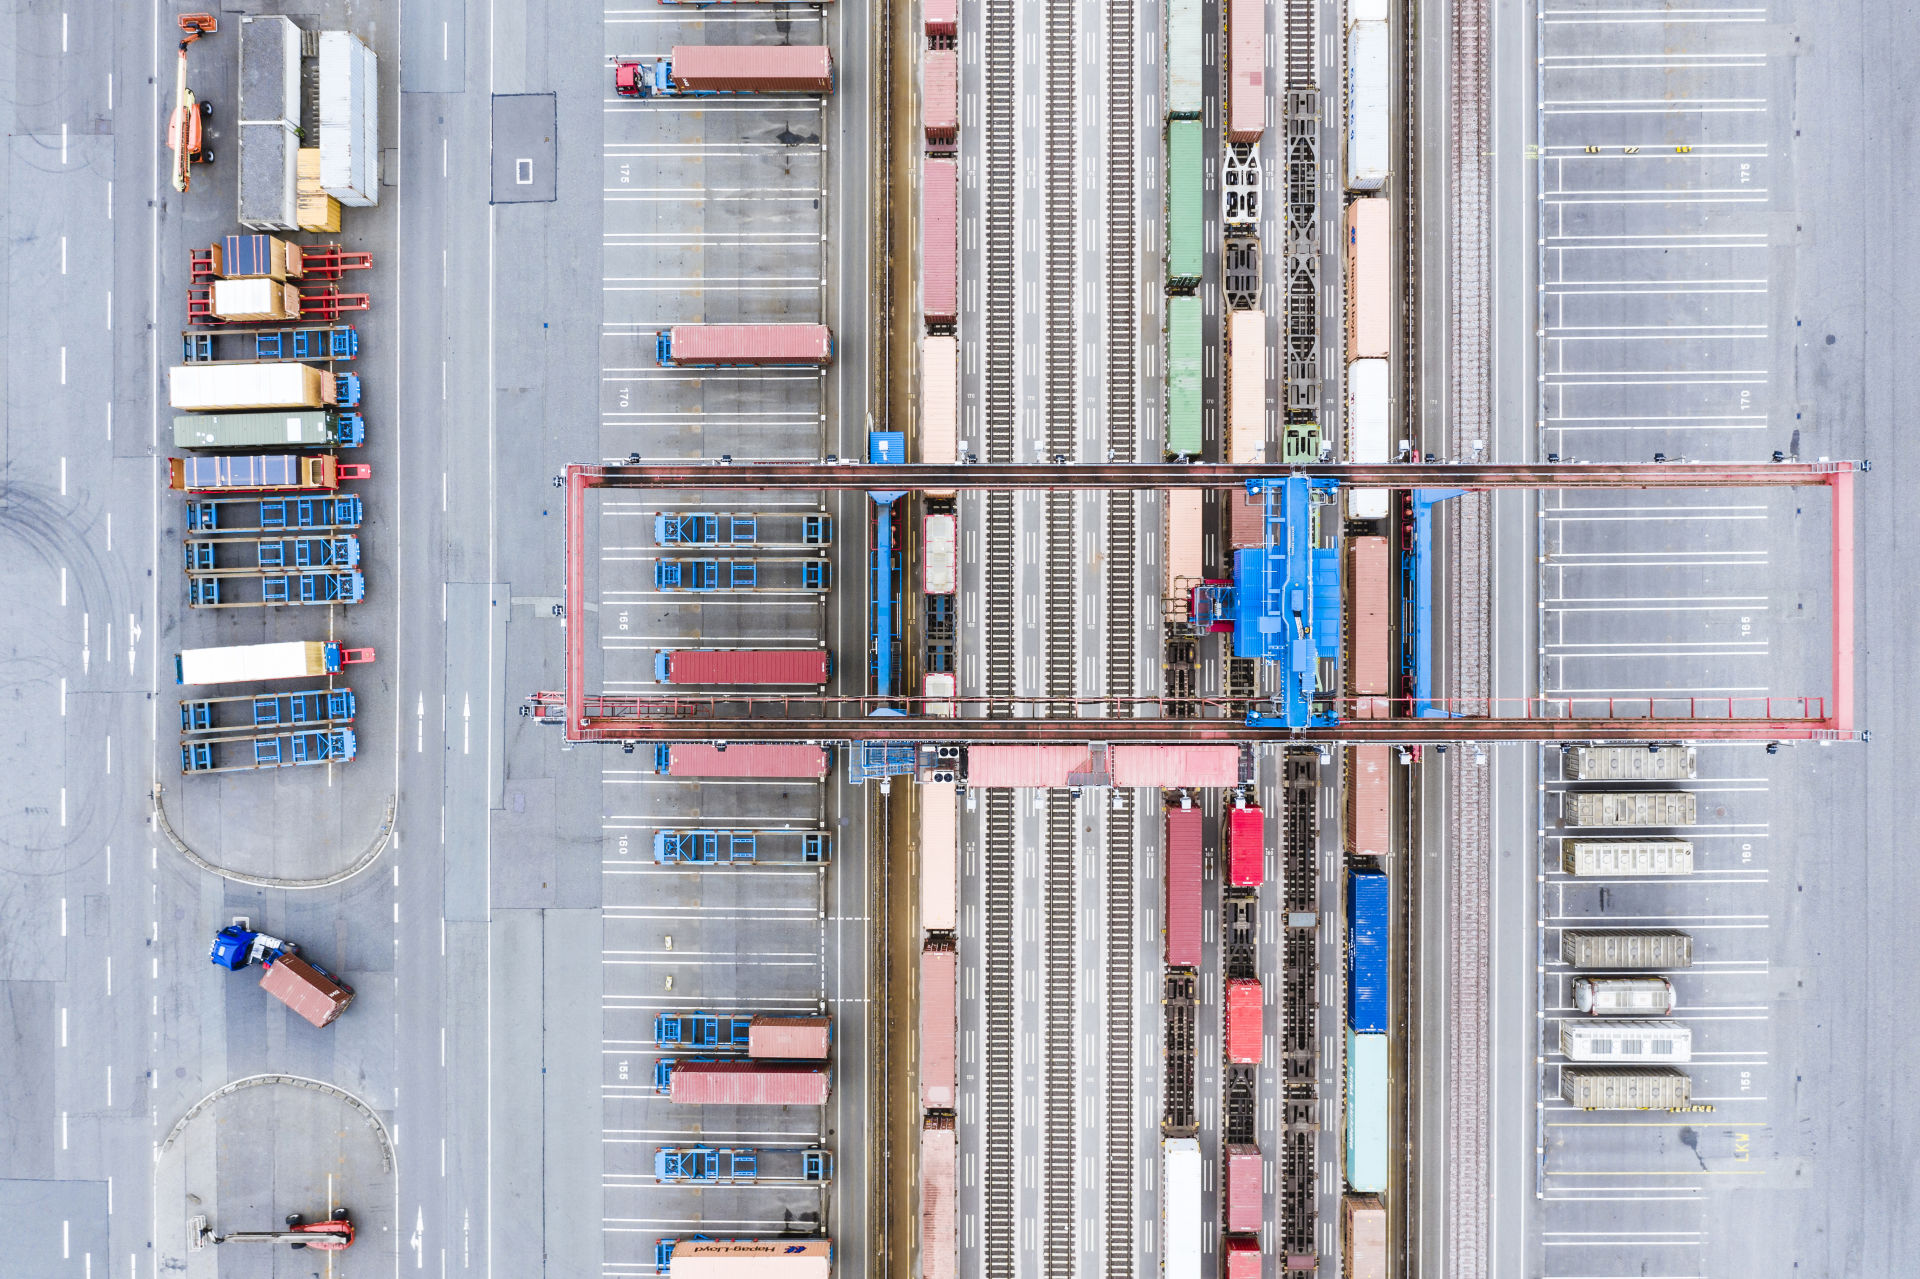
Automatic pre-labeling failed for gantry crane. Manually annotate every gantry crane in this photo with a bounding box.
[167,14,218,193]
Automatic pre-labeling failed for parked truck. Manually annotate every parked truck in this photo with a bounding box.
[208,924,354,1027]
[1572,975,1676,1016]
[1560,1066,1691,1111]
[173,410,365,450]
[174,639,372,686]
[1563,791,1697,827]
[655,1059,832,1105]
[170,362,338,411]
[656,323,835,367]
[655,649,831,686]
[655,1239,833,1278]
[1561,839,1694,876]
[169,453,367,494]
[615,46,834,97]
[1564,745,1697,781]
[1560,929,1693,970]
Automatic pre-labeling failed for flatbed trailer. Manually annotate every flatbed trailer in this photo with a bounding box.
[655,512,832,547]
[169,454,368,494]
[187,283,369,326]
[654,1146,833,1184]
[652,829,830,864]
[185,534,360,574]
[182,324,359,363]
[181,727,356,773]
[188,569,365,607]
[654,558,832,591]
[186,493,363,535]
[181,687,355,735]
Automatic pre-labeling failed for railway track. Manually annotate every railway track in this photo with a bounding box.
[1041,0,1078,714]
[1042,792,1078,1274]
[1104,0,1138,709]
[980,790,1017,1279]
[979,0,1016,710]
[1102,790,1136,1279]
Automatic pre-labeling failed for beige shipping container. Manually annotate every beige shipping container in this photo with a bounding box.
[298,192,343,233]
[211,278,301,322]
[169,362,334,411]
[1342,1196,1386,1279]
[1560,929,1693,969]
[668,1240,832,1279]
[1560,1066,1690,1110]
[921,335,958,497]
[297,146,323,184]
[1227,309,1267,464]
[1165,489,1204,603]
[1563,791,1697,828]
[1565,745,1697,781]
[1562,839,1694,876]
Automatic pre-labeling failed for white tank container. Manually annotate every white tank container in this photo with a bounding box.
[1572,976,1676,1016]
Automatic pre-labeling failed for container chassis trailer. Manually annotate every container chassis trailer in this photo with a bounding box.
[654,1011,752,1050]
[187,568,365,607]
[183,324,360,363]
[651,829,831,864]
[186,494,363,535]
[653,558,832,591]
[182,727,357,773]
[653,512,834,547]
[653,1146,832,1184]
[181,687,355,735]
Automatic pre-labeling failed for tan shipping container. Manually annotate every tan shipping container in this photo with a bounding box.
[1560,1066,1690,1110]
[1342,1196,1386,1279]
[169,362,334,411]
[298,193,343,233]
[1563,791,1697,828]
[211,278,302,322]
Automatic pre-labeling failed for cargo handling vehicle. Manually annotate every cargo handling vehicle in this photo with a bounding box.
[168,15,218,192]
[613,46,834,98]
[209,924,356,1028]
[194,1208,354,1251]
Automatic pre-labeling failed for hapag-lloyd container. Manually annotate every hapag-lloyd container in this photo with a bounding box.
[319,31,379,207]
[1346,198,1390,358]
[671,44,834,93]
[668,1240,833,1279]
[922,159,958,323]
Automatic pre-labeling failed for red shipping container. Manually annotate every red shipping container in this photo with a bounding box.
[1223,1236,1262,1279]
[924,0,956,36]
[1165,806,1203,967]
[670,44,833,94]
[1228,0,1265,142]
[661,649,829,685]
[967,744,1101,788]
[1226,489,1265,549]
[667,1060,830,1105]
[665,323,833,367]
[1224,1144,1263,1233]
[924,49,958,137]
[747,1015,831,1059]
[1346,198,1390,360]
[921,1118,957,1279]
[258,953,354,1028]
[1347,535,1391,698]
[1228,804,1265,887]
[920,942,956,1108]
[1224,978,1262,1064]
[1347,745,1392,858]
[662,743,829,780]
[922,159,958,324]
[1113,745,1239,788]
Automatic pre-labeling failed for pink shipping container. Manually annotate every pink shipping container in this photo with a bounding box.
[966,745,1103,788]
[1343,1196,1387,1279]
[668,1240,833,1279]
[1228,804,1265,887]
[1112,745,1239,788]
[920,782,958,931]
[1224,978,1263,1064]
[659,649,830,686]
[924,0,957,35]
[921,1118,957,1279]
[664,323,833,367]
[1346,198,1390,360]
[922,159,958,324]
[1228,0,1265,142]
[1165,488,1204,602]
[1224,1144,1264,1233]
[1347,745,1392,858]
[1227,310,1267,464]
[659,744,830,780]
[1347,535,1391,698]
[921,335,958,468]
[665,1060,831,1106]
[924,49,958,138]
[1165,806,1203,967]
[747,1015,831,1059]
[1224,1236,1263,1279]
[920,941,956,1108]
[1226,489,1266,549]
[670,44,833,94]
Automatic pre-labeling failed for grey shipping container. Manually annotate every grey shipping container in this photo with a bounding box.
[238,121,301,231]
[1562,791,1697,828]
[172,411,352,450]
[319,31,379,207]
[1561,839,1694,877]
[1564,745,1697,781]
[238,15,301,130]
[1560,1066,1690,1110]
[1561,929,1693,970]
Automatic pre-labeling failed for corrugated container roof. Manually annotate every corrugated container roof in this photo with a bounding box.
[921,335,958,464]
[1223,1237,1262,1279]
[1347,871,1390,1033]
[672,44,833,92]
[924,514,957,595]
[924,0,957,35]
[747,1016,831,1060]
[920,1122,956,1279]
[670,1241,833,1279]
[663,650,829,685]
[1347,744,1392,858]
[1165,807,1203,967]
[1113,744,1238,788]
[1347,536,1391,697]
[1228,310,1267,464]
[669,324,833,365]
[920,944,956,1108]
[1226,488,1265,549]
[1346,199,1390,359]
[1166,0,1203,116]
[920,783,958,932]
[922,159,958,323]
[1224,979,1263,1064]
[668,1061,830,1106]
[238,16,299,128]
[1345,1030,1389,1192]
[1165,488,1204,596]
[966,745,1103,788]
[1228,0,1265,141]
[259,953,353,1028]
[1343,1198,1387,1279]
[1166,297,1203,455]
[1166,120,1203,279]
[924,49,958,135]
[238,121,300,231]
[1346,22,1390,189]
[1228,805,1264,886]
[663,744,829,780]
[1223,1144,1263,1233]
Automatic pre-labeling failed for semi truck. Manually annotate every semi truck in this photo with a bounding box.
[208,924,355,1027]
[1572,975,1676,1016]
[656,324,836,367]
[615,46,834,97]
[173,410,364,450]
[169,453,367,494]
[1564,745,1697,781]
[655,649,831,686]
[1561,839,1694,876]
[655,1059,832,1105]
[175,639,373,686]
[654,1239,833,1278]
[1563,792,1698,827]
[182,727,357,773]
[1560,929,1693,969]
[169,362,338,411]
[1560,1066,1691,1111]
[186,493,363,535]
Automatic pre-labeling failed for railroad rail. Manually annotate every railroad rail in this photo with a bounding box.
[1042,792,1077,1276]
[980,791,1016,1279]
[1103,790,1136,1277]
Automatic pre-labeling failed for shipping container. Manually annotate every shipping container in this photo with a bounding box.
[318,31,379,207]
[238,122,301,232]
[1343,1195,1387,1279]
[1561,839,1694,877]
[1560,1019,1693,1064]
[1347,745,1392,858]
[1224,1143,1263,1233]
[1228,310,1267,464]
[1226,489,1266,549]
[1560,929,1693,970]
[1350,0,1388,18]
[1345,198,1390,359]
[747,1015,832,1059]
[1167,120,1203,283]
[1163,1138,1202,1279]
[665,1240,833,1279]
[210,278,302,322]
[1344,1030,1388,1192]
[258,952,355,1028]
[924,48,957,138]
[661,324,835,368]
[921,1118,956,1279]
[1560,1066,1690,1111]
[172,411,361,451]
[655,744,830,780]
[920,782,958,931]
[1346,22,1389,191]
[663,1060,831,1106]
[1165,805,1204,968]
[175,640,345,686]
[921,335,958,468]
[1224,979,1263,1064]
[1166,488,1204,602]
[217,234,303,281]
[921,941,956,1108]
[966,745,1104,788]
[1228,0,1265,142]
[925,0,957,35]
[654,650,830,686]
[1166,296,1203,456]
[1345,358,1390,520]
[670,44,834,94]
[1166,0,1203,116]
[238,16,300,129]
[923,672,957,716]
[1227,804,1265,887]
[1346,535,1391,699]
[168,454,346,494]
[1223,1236,1261,1279]
[1347,871,1389,1033]
[298,192,343,234]
[924,513,957,595]
[170,363,335,412]
[1114,745,1240,788]
[1564,745,1698,781]
[1572,976,1676,1016]
[1562,792,1697,828]
[922,158,958,325]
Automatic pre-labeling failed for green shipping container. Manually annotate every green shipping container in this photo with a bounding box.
[1166,120,1203,284]
[1166,296,1203,456]
[1166,0,1202,117]
[173,411,341,450]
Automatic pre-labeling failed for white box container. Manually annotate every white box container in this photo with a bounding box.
[1345,357,1390,520]
[319,31,379,207]
[237,121,300,231]
[1346,21,1389,191]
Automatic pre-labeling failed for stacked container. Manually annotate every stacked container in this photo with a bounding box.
[319,31,380,207]
[237,16,302,231]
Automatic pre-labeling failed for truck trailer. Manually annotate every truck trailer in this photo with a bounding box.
[656,1059,832,1105]
[655,1238,832,1279]
[209,924,355,1027]
[655,649,831,686]
[174,639,371,686]
[1560,929,1693,970]
[616,46,834,97]
[657,324,835,367]
[182,727,357,773]
[173,410,364,450]
[169,453,365,495]
[169,362,336,411]
[187,493,363,535]
[182,688,355,735]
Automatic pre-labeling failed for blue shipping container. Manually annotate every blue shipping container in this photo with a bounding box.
[1345,1029,1388,1193]
[1348,870,1389,1033]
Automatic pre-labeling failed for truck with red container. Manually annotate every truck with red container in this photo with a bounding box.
[1228,803,1265,887]
[1224,978,1262,1064]
[653,743,830,780]
[922,159,957,324]
[656,1059,831,1105]
[746,1015,832,1059]
[616,45,834,97]
[657,323,834,368]
[921,940,956,1109]
[655,649,831,686]
[1165,804,1203,968]
[1223,1143,1263,1233]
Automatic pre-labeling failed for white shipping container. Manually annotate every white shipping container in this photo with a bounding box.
[1572,976,1676,1016]
[1565,745,1698,781]
[1228,310,1267,464]
[210,278,298,322]
[924,514,957,595]
[920,335,958,467]
[1346,358,1389,520]
[168,363,331,412]
[238,15,301,129]
[923,673,958,719]
[1163,1138,1202,1279]
[237,121,300,232]
[1346,21,1389,191]
[1166,0,1203,116]
[319,32,379,207]
[1560,1019,1693,1064]
[1350,0,1389,21]
[1562,839,1694,877]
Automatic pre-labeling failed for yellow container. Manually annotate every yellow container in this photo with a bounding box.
[296,192,342,233]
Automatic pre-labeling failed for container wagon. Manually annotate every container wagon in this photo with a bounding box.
[1560,1066,1690,1111]
[1561,929,1693,970]
[1112,745,1239,787]
[1166,121,1203,285]
[169,362,336,411]
[1165,296,1203,456]
[1347,746,1392,859]
[924,513,957,595]
[1561,839,1694,877]
[1565,745,1697,781]
[654,650,831,686]
[173,410,364,450]
[1227,0,1264,142]
[1572,976,1676,1016]
[617,45,834,96]
[921,940,956,1108]
[168,454,361,495]
[1166,488,1204,603]
[1345,1029,1388,1192]
[1563,792,1697,828]
[1163,1138,1202,1279]
[1345,198,1389,360]
[1560,1019,1693,1064]
[1346,21,1389,190]
[923,49,957,140]
[656,1059,832,1105]
[1345,358,1389,520]
[1227,803,1265,887]
[1167,0,1202,116]
[1227,310,1267,464]
[658,1239,833,1278]
[653,743,831,780]
[1346,535,1391,713]
[920,782,958,931]
[1224,978,1263,1064]
[923,158,958,324]
[1347,870,1389,1033]
[921,336,958,472]
[1165,805,1204,968]
[1223,1144,1262,1233]
[921,1117,955,1279]
[658,324,834,368]
[1343,1195,1387,1279]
